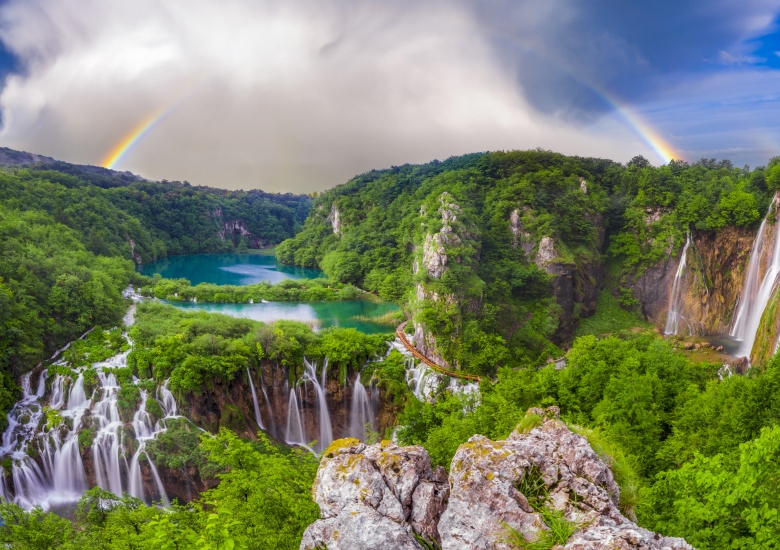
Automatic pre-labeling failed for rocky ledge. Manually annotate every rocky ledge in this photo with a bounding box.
[300,407,693,550]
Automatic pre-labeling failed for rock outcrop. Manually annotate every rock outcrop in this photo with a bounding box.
[300,439,449,550]
[301,408,693,550]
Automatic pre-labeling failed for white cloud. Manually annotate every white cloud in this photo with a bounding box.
[0,0,675,191]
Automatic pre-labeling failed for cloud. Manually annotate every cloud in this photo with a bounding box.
[0,0,671,192]
[0,0,779,191]
[718,50,766,65]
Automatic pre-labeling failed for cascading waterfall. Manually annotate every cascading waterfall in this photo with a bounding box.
[302,359,333,452]
[731,200,780,358]
[348,374,376,441]
[285,388,306,447]
[0,329,180,509]
[664,232,692,336]
[246,367,264,430]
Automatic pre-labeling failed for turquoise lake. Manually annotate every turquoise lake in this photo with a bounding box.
[160,300,398,334]
[139,253,323,285]
[140,253,398,334]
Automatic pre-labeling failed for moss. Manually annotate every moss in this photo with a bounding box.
[324,438,361,459]
[515,413,543,435]
[145,397,164,420]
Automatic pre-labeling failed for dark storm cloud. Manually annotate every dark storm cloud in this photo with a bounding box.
[0,0,778,191]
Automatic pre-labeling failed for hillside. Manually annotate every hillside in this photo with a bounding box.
[0,155,312,389]
[278,150,775,374]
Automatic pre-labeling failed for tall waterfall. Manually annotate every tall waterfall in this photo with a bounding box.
[246,367,265,430]
[731,201,780,358]
[348,375,376,441]
[664,232,692,336]
[285,388,306,448]
[303,359,333,452]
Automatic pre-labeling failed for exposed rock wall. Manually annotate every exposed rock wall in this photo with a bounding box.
[631,227,756,334]
[301,408,693,550]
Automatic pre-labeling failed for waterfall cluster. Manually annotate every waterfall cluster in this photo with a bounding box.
[730,199,780,358]
[0,345,179,510]
[665,232,692,336]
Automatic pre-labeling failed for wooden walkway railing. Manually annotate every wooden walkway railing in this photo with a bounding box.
[396,322,481,382]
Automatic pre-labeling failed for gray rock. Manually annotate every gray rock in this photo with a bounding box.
[301,439,449,549]
[301,410,693,550]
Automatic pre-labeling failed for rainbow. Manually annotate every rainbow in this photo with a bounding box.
[101,109,168,169]
[597,89,679,164]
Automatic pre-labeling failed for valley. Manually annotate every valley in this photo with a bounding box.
[1,150,780,548]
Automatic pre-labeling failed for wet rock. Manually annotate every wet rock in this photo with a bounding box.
[300,439,449,549]
[731,356,749,375]
[716,345,724,352]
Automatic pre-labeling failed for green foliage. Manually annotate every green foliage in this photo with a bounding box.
[139,277,368,304]
[128,303,391,394]
[643,426,780,549]
[504,467,583,549]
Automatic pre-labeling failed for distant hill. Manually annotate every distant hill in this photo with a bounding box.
[0,146,313,261]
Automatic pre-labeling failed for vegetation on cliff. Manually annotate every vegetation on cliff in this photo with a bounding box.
[277,151,775,376]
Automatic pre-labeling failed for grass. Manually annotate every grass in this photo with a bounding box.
[569,424,642,520]
[504,466,584,549]
[349,309,405,326]
[515,413,544,435]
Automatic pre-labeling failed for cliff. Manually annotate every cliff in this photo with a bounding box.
[300,408,693,550]
[630,226,756,335]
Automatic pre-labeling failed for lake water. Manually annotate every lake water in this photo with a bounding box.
[140,253,398,334]
[139,253,323,285]
[162,300,398,334]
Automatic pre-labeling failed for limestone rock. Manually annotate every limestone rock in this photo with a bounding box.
[301,409,694,550]
[535,235,558,268]
[509,208,534,259]
[301,439,449,549]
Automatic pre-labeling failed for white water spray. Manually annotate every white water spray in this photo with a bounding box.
[665,232,692,336]
[731,199,780,358]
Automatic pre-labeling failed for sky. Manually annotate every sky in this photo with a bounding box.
[0,1,778,192]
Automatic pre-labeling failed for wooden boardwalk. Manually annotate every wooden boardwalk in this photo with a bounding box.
[396,323,481,382]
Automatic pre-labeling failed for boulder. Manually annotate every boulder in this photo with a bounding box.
[300,439,449,550]
[301,409,694,550]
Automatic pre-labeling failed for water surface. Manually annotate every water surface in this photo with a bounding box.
[162,300,398,335]
[140,253,323,285]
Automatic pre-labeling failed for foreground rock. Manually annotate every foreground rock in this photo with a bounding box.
[300,438,449,550]
[301,408,693,550]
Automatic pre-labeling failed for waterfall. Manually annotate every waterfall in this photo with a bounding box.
[67,373,88,410]
[349,375,376,441]
[285,388,305,446]
[260,375,275,438]
[664,232,693,336]
[246,367,264,430]
[303,359,333,452]
[731,201,780,358]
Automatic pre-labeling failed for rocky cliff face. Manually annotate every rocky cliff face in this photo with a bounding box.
[300,408,693,550]
[631,226,756,335]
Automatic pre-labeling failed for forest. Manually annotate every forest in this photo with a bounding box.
[2,151,780,548]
